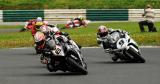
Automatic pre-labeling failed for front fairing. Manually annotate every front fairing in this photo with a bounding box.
[108,32,120,43]
[107,32,121,49]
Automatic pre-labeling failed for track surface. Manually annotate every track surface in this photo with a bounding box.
[0,48,160,84]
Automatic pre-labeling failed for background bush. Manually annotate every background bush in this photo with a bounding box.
[0,0,160,9]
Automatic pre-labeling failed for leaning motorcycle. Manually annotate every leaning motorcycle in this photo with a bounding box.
[102,31,145,63]
[42,33,88,75]
[65,19,90,28]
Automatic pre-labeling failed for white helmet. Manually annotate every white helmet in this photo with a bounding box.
[34,32,45,43]
[98,25,108,37]
[36,17,42,22]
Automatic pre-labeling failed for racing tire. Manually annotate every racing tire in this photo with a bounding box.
[47,63,55,72]
[67,57,88,75]
[127,47,145,63]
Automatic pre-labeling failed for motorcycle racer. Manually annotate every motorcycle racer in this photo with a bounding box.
[37,22,81,63]
[74,16,84,24]
[21,17,44,37]
[21,17,54,54]
[97,25,127,61]
[64,15,87,28]
[74,15,86,27]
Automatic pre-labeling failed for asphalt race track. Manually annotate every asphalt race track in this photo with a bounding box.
[0,47,160,84]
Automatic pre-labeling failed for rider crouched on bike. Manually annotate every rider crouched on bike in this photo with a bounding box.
[74,15,87,27]
[97,25,127,61]
[37,21,81,63]
[22,17,44,37]
[38,21,75,51]
[65,15,87,28]
[22,17,47,54]
[38,21,57,49]
[22,17,56,53]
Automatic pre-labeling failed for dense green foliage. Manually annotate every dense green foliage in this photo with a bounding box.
[0,0,160,9]
[0,22,160,48]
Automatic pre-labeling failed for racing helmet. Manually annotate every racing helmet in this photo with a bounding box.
[36,17,43,22]
[35,21,43,30]
[78,15,83,20]
[98,25,108,37]
[34,32,45,46]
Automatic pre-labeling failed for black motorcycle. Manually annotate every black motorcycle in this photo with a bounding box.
[42,34,88,75]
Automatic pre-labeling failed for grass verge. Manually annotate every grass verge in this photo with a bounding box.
[0,22,160,48]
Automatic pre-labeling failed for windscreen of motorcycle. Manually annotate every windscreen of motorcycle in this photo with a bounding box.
[108,32,120,43]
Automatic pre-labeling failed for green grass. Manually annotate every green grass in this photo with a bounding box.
[62,22,160,46]
[0,0,160,9]
[0,22,160,48]
[0,32,33,48]
[0,25,23,29]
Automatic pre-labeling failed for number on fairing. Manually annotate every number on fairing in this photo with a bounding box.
[55,48,61,54]
[119,40,124,46]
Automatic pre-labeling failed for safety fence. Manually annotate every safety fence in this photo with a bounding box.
[128,9,160,21]
[3,10,44,22]
[0,10,2,22]
[86,9,128,21]
[0,9,160,23]
[44,9,86,23]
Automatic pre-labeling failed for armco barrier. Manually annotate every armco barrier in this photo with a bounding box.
[1,9,160,23]
[0,10,2,22]
[44,9,86,23]
[86,9,128,21]
[128,9,160,21]
[3,10,44,22]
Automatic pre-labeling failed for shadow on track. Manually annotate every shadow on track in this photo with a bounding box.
[29,72,86,76]
[6,72,86,77]
[1,65,46,70]
[12,52,38,56]
[92,61,145,64]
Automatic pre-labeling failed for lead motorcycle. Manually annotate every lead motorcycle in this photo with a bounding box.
[40,31,88,75]
[101,31,145,63]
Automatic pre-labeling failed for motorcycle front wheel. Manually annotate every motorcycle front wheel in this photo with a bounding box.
[127,47,145,63]
[67,57,88,75]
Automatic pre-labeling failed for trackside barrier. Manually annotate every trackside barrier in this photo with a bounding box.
[44,9,86,23]
[128,9,160,21]
[0,10,2,22]
[3,10,44,22]
[86,9,128,21]
[1,9,160,23]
